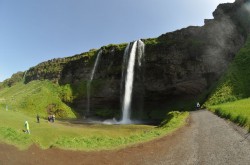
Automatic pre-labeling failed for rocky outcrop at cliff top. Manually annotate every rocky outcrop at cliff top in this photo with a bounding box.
[9,0,250,111]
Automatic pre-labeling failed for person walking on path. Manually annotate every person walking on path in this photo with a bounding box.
[196,102,200,110]
[24,121,30,134]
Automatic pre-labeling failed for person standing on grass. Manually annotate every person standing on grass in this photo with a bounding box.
[52,114,55,123]
[36,114,40,123]
[24,121,30,134]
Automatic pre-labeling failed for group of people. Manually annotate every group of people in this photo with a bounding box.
[23,102,201,134]
[24,114,56,134]
[48,114,55,123]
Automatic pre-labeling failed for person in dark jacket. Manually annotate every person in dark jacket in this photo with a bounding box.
[37,114,40,123]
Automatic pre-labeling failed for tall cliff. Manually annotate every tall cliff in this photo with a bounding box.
[3,0,250,119]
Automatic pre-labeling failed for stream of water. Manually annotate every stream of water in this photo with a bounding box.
[86,50,102,115]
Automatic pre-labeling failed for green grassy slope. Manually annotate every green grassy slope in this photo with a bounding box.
[205,35,250,129]
[0,80,76,119]
[208,99,250,129]
[205,36,250,106]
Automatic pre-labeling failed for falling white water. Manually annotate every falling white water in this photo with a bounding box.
[120,40,145,124]
[137,40,145,67]
[86,50,102,115]
[120,43,130,105]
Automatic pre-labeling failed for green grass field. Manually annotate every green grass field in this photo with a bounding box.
[208,99,250,130]
[0,109,188,151]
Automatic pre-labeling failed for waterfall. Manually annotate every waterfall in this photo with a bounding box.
[137,40,145,67]
[120,43,130,106]
[120,40,145,124]
[86,50,102,115]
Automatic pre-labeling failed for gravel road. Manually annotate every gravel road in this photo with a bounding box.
[0,110,249,165]
[150,110,250,165]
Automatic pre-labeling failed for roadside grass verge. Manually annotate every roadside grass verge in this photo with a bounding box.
[0,110,188,151]
[208,98,250,131]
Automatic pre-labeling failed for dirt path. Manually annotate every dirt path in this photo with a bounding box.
[0,110,250,165]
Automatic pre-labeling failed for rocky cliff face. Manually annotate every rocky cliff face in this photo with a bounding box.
[8,0,250,117]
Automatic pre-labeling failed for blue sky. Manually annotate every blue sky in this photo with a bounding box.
[0,0,235,81]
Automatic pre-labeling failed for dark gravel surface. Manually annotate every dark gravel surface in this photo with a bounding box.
[153,110,250,165]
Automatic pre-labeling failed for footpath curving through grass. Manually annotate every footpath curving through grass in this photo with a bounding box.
[0,110,188,151]
[207,99,250,131]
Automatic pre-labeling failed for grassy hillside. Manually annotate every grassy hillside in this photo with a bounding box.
[0,71,24,89]
[208,99,250,130]
[205,34,250,129]
[25,49,98,83]
[0,110,188,150]
[205,35,250,105]
[0,80,76,119]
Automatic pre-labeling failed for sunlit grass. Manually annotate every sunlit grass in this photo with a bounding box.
[208,98,250,130]
[0,80,76,118]
[0,110,188,151]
